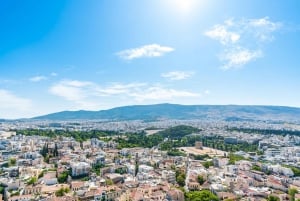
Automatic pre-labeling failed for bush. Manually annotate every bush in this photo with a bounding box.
[58,171,69,183]
[55,187,70,197]
[27,177,37,185]
[9,158,16,166]
[267,195,280,201]
[202,161,213,169]
[197,175,205,185]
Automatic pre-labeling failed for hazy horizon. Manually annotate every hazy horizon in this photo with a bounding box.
[1,0,300,118]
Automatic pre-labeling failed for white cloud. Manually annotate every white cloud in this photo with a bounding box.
[205,17,281,69]
[97,83,147,95]
[117,44,174,60]
[249,17,281,30]
[248,17,282,41]
[29,76,47,82]
[49,80,93,102]
[221,48,263,70]
[205,25,240,45]
[50,80,200,109]
[63,80,92,88]
[0,90,32,110]
[131,86,200,101]
[0,89,32,118]
[161,71,194,80]
[29,73,58,83]
[50,80,103,110]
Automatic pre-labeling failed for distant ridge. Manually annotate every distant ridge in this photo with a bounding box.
[32,103,300,122]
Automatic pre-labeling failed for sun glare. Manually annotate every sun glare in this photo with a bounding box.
[171,0,199,15]
[175,0,193,13]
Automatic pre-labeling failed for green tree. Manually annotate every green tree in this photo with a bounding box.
[53,143,59,157]
[92,164,104,176]
[44,155,50,163]
[185,190,219,201]
[40,143,48,157]
[251,165,262,172]
[106,179,113,185]
[167,149,186,156]
[267,195,280,201]
[176,174,185,187]
[0,185,5,195]
[175,169,186,187]
[289,188,298,201]
[55,188,64,197]
[202,161,213,169]
[228,153,245,165]
[55,187,70,197]
[27,177,37,185]
[135,160,139,176]
[9,158,16,166]
[58,171,69,183]
[197,175,205,185]
[38,170,45,178]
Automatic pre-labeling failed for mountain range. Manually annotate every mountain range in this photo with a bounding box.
[33,103,300,122]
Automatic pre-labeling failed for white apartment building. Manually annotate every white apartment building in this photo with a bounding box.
[71,162,91,177]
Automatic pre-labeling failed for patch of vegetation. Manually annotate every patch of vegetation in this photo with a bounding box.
[267,195,280,201]
[55,187,70,197]
[115,133,163,149]
[228,127,300,137]
[10,191,20,197]
[144,126,160,130]
[58,171,69,183]
[16,129,119,142]
[115,167,127,175]
[38,170,46,178]
[202,161,213,169]
[106,179,113,185]
[160,135,258,153]
[251,164,262,172]
[8,158,16,166]
[0,184,5,196]
[16,127,259,154]
[92,164,105,176]
[26,177,37,185]
[289,188,298,201]
[156,125,200,138]
[283,165,300,177]
[176,169,186,187]
[185,190,219,201]
[197,175,205,185]
[228,153,246,165]
[192,154,210,160]
[79,176,89,181]
[167,149,186,157]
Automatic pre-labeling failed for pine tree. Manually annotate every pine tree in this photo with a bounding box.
[40,143,48,157]
[54,143,59,157]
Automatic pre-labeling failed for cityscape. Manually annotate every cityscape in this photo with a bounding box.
[1,111,300,201]
[1,0,300,201]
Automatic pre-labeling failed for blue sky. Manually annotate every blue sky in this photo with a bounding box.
[0,0,300,119]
